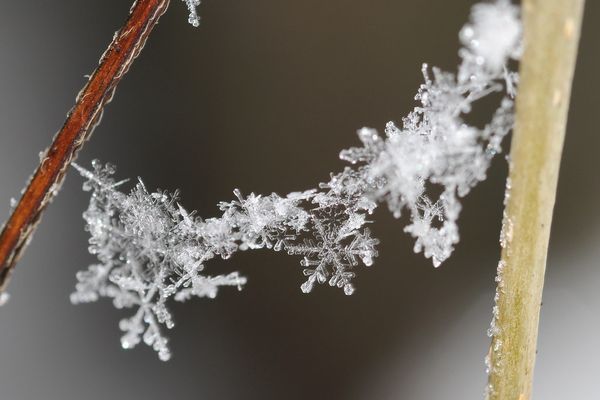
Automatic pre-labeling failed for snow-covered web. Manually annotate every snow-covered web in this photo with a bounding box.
[72,0,521,360]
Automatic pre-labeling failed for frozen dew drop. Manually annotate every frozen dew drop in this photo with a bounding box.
[189,16,200,27]
[344,283,355,296]
[0,292,10,306]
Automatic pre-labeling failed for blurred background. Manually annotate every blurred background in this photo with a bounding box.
[0,1,598,398]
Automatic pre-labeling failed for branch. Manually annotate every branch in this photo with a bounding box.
[0,0,171,291]
[486,1,585,399]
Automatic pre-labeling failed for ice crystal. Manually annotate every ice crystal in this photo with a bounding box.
[460,0,521,73]
[72,0,521,359]
[71,161,247,361]
[182,0,201,27]
[0,292,9,306]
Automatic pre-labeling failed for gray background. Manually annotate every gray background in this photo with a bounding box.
[0,1,598,399]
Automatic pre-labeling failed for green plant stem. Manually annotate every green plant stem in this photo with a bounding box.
[487,1,584,399]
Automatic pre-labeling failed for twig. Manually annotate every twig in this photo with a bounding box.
[486,1,585,399]
[0,0,171,291]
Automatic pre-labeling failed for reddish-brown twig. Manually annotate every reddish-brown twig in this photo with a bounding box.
[0,0,171,291]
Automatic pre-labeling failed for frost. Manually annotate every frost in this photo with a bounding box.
[182,0,201,27]
[485,259,506,389]
[72,0,520,359]
[71,161,247,361]
[459,0,521,73]
[0,292,9,306]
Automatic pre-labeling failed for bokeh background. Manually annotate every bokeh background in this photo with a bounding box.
[0,1,598,399]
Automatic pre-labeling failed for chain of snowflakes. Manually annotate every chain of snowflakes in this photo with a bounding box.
[71,1,521,360]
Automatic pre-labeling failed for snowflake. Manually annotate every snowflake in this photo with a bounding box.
[71,161,247,361]
[72,0,521,359]
[286,209,378,295]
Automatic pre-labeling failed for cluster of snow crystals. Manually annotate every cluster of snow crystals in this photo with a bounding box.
[71,161,247,361]
[72,0,521,359]
[182,0,201,27]
[460,0,521,73]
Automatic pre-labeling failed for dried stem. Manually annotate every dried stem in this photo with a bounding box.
[0,0,170,291]
[487,1,585,399]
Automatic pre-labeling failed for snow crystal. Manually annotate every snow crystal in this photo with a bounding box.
[72,0,521,359]
[459,0,521,73]
[0,292,10,306]
[182,0,201,27]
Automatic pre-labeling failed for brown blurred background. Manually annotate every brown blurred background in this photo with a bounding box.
[0,1,598,399]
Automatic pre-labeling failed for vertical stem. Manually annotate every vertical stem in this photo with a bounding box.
[487,1,584,399]
[0,0,170,291]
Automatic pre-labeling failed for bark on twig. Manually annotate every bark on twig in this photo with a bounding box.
[0,0,171,291]
[487,1,585,399]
